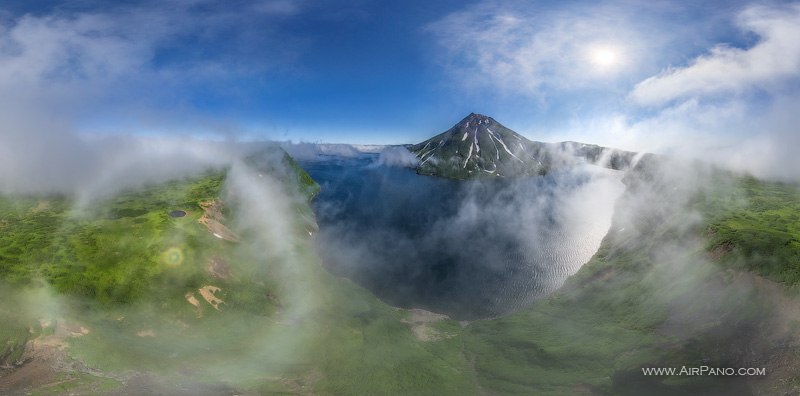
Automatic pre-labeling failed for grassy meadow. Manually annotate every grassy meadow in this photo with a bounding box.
[1,153,799,395]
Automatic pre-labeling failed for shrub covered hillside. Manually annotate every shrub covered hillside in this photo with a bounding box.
[460,156,800,395]
[1,150,799,395]
[0,152,476,395]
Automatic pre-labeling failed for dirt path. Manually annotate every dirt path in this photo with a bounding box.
[0,339,61,394]
[107,374,247,396]
[0,321,105,395]
[198,200,240,242]
[400,308,452,342]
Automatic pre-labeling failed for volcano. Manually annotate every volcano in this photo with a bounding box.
[409,113,638,179]
[409,113,548,179]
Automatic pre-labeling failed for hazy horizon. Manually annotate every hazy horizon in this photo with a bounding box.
[1,0,800,183]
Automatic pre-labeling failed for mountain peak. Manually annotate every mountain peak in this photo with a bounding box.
[409,114,545,179]
[460,112,493,126]
[408,113,639,179]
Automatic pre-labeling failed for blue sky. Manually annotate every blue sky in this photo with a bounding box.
[1,0,799,168]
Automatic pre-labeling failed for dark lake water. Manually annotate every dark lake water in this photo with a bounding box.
[302,154,624,320]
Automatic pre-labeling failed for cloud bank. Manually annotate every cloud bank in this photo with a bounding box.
[630,3,800,106]
[0,1,308,197]
[430,1,800,182]
[623,3,800,182]
[312,159,624,319]
[373,146,419,167]
[427,1,673,97]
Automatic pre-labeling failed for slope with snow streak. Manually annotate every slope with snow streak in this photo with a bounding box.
[409,113,639,179]
[409,113,546,179]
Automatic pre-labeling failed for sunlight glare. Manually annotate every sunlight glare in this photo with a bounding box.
[591,47,618,67]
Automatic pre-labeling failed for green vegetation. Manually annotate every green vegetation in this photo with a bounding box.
[458,165,800,395]
[0,171,224,304]
[701,176,800,284]
[0,291,39,366]
[29,373,121,396]
[2,152,799,395]
[0,155,476,395]
[305,276,476,395]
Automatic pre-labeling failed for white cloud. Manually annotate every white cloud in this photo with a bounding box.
[522,3,800,182]
[0,0,305,132]
[717,94,800,181]
[427,1,660,97]
[630,3,800,106]
[0,1,310,196]
[373,146,419,168]
[0,129,236,197]
[0,13,151,86]
[280,142,364,160]
[558,91,800,182]
[610,3,800,182]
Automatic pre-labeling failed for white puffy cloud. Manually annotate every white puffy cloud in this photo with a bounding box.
[373,146,419,168]
[0,0,305,129]
[0,1,306,196]
[427,1,662,97]
[280,143,365,160]
[0,13,150,86]
[610,3,800,182]
[518,3,800,182]
[630,4,800,105]
[558,92,800,182]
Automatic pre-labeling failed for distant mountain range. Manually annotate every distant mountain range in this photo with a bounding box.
[409,113,638,179]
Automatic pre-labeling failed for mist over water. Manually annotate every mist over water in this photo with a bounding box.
[304,154,625,320]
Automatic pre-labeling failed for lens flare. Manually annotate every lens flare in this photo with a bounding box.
[162,247,185,266]
[591,48,617,67]
[584,43,625,76]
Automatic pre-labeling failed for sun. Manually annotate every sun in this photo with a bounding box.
[591,48,618,67]
[583,43,626,77]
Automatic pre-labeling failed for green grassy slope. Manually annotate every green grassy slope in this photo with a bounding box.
[701,176,800,284]
[0,173,224,303]
[2,150,799,395]
[460,159,800,395]
[0,154,475,395]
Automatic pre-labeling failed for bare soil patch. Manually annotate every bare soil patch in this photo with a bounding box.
[0,319,103,395]
[198,200,240,242]
[198,286,225,310]
[207,256,231,279]
[707,242,734,261]
[31,200,52,213]
[400,308,452,342]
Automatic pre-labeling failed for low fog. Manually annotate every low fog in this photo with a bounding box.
[279,142,367,161]
[592,156,800,391]
[0,129,233,198]
[372,146,420,167]
[1,0,799,393]
[4,137,796,392]
[308,151,625,319]
[0,132,331,391]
